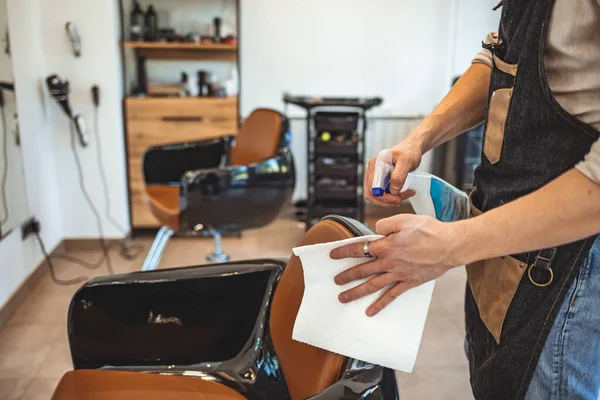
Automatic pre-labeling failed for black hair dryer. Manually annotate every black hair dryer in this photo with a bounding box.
[46,74,89,147]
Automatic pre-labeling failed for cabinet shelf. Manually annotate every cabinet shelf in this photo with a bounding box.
[123,41,238,61]
[123,41,238,51]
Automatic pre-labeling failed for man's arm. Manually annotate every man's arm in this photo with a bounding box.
[456,168,600,264]
[367,62,491,200]
[410,62,491,154]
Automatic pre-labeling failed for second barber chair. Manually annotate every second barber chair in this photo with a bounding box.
[141,108,295,270]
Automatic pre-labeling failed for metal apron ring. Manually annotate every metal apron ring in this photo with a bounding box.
[527,249,556,287]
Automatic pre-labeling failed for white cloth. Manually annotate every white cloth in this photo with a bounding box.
[292,235,434,373]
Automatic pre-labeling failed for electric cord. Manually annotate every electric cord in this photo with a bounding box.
[0,104,9,228]
[93,106,125,235]
[62,120,115,275]
[34,119,126,285]
[92,104,143,261]
[35,86,147,285]
[34,231,88,286]
[50,252,106,270]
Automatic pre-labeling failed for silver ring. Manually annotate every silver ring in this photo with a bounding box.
[363,241,373,258]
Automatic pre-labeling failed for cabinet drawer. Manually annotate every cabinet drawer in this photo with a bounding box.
[126,96,237,121]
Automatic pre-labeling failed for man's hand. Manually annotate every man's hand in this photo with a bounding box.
[330,214,462,316]
[364,139,423,208]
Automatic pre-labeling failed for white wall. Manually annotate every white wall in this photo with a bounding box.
[0,0,62,308]
[241,0,453,118]
[0,1,29,235]
[241,0,501,118]
[452,0,501,78]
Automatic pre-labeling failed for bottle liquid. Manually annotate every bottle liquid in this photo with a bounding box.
[130,1,144,41]
[144,5,159,41]
[371,149,470,222]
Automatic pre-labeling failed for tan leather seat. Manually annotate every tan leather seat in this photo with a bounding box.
[144,185,181,230]
[270,219,354,399]
[51,370,246,400]
[51,218,356,400]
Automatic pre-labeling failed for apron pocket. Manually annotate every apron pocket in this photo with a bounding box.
[466,190,528,344]
[483,87,514,165]
[467,255,527,344]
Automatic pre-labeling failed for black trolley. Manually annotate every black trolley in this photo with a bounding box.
[283,95,383,228]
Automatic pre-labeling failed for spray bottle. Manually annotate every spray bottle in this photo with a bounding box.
[371,149,469,222]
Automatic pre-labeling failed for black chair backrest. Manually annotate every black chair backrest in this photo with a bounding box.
[143,138,226,185]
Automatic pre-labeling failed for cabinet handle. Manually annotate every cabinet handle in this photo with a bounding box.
[162,116,204,122]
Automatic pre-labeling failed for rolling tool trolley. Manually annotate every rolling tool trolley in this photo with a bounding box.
[283,95,383,228]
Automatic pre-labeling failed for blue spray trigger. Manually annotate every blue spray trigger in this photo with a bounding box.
[371,155,394,197]
[372,187,385,196]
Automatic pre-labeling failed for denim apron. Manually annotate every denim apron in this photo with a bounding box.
[465,0,600,399]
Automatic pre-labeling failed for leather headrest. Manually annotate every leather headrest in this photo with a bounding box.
[231,109,282,165]
[269,219,356,400]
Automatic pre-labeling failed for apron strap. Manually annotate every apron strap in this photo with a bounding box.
[528,247,557,287]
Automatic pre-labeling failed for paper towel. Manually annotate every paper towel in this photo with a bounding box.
[292,235,434,373]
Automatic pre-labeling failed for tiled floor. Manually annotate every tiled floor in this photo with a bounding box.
[0,216,473,400]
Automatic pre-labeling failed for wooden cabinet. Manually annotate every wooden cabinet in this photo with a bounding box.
[126,96,238,228]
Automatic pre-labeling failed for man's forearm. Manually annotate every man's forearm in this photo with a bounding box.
[409,63,491,154]
[454,168,600,265]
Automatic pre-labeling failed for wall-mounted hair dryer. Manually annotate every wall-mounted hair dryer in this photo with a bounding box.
[46,74,88,147]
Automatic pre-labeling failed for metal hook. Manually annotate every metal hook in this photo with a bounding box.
[528,262,554,287]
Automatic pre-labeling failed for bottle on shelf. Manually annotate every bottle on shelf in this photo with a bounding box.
[213,17,222,43]
[179,72,191,97]
[144,5,159,41]
[130,0,144,41]
[197,71,211,97]
[224,65,239,96]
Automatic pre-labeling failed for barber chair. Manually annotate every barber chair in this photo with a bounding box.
[51,216,399,400]
[141,108,295,270]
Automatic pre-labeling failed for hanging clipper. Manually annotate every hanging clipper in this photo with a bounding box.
[46,74,89,147]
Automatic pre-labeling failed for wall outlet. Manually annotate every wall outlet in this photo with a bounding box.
[21,218,41,240]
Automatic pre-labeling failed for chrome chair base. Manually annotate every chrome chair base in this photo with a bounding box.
[141,226,175,271]
[141,227,231,269]
[205,229,230,262]
[206,252,231,263]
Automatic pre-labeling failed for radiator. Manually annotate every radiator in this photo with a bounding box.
[289,116,426,201]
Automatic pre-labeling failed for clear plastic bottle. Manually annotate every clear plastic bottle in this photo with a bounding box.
[371,149,469,222]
